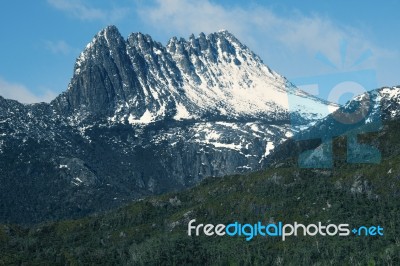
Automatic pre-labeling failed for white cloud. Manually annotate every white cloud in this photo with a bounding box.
[138,0,249,39]
[47,0,130,22]
[138,0,391,72]
[0,77,57,104]
[45,40,71,55]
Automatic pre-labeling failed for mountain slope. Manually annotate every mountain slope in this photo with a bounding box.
[0,26,337,224]
[1,118,399,265]
[53,26,335,124]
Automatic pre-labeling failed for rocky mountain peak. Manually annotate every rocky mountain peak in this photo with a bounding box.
[50,25,338,127]
[75,25,125,69]
[127,32,158,53]
[166,30,245,60]
[2,25,400,225]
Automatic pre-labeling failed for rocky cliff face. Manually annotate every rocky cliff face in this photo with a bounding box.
[0,26,341,224]
[53,26,335,124]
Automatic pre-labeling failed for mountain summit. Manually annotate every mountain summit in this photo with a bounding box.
[53,25,336,126]
[1,26,341,224]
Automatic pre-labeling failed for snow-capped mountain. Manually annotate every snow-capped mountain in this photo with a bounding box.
[0,26,342,224]
[267,85,400,168]
[53,25,336,124]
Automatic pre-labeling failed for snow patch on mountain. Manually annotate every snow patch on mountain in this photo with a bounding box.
[174,103,193,120]
[128,109,155,124]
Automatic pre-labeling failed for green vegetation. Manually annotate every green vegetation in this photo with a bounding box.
[1,121,400,265]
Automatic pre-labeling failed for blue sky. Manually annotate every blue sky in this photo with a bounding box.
[0,0,399,103]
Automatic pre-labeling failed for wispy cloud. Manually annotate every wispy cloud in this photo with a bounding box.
[0,77,57,104]
[45,40,72,55]
[137,0,391,70]
[47,0,130,22]
[137,0,249,40]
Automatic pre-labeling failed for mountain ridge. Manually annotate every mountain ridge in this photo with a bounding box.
[0,25,392,225]
[50,25,338,127]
